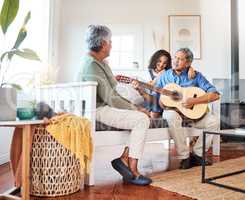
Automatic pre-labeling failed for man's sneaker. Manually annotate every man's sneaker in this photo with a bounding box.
[191,153,212,166]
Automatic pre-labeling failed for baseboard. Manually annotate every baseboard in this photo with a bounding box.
[0,153,10,165]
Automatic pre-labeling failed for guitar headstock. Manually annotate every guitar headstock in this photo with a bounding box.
[115,75,132,84]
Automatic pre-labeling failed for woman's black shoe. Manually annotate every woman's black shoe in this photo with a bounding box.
[111,158,134,180]
[123,175,152,186]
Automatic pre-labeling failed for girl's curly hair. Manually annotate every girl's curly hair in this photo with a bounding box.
[148,49,172,71]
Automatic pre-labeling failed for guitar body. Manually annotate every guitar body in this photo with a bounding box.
[160,83,208,120]
[115,75,208,120]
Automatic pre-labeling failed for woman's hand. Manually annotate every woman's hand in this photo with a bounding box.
[43,117,50,125]
[188,66,196,79]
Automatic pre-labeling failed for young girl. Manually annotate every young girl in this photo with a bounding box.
[137,49,196,118]
[148,49,172,86]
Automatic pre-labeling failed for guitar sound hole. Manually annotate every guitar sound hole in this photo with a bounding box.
[189,94,198,110]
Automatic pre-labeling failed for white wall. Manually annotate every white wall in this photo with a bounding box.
[52,0,238,83]
[239,0,245,79]
[200,0,245,80]
[199,0,231,80]
[53,0,202,82]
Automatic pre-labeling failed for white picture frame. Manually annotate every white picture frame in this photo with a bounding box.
[169,15,202,59]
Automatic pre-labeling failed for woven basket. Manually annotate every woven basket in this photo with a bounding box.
[30,126,84,197]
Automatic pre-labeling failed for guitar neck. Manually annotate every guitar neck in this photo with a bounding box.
[116,75,176,97]
[137,81,173,96]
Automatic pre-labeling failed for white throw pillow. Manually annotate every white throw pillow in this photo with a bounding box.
[116,83,144,105]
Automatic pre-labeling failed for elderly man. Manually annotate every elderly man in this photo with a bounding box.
[133,48,219,169]
[79,25,152,185]
[149,48,220,169]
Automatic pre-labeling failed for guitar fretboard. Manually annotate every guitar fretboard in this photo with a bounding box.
[116,75,177,97]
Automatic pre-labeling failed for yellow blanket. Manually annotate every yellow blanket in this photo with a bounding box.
[46,113,93,174]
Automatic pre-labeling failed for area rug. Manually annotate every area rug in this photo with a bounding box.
[151,156,245,200]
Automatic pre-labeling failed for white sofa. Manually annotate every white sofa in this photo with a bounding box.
[34,81,221,186]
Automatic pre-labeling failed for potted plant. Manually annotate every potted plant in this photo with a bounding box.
[0,0,40,121]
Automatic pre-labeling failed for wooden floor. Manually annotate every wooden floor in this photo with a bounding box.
[0,142,245,200]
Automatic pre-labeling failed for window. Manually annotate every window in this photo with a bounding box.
[109,34,136,69]
[107,24,143,70]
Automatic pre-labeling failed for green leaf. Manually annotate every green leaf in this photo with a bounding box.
[0,51,8,62]
[12,11,31,50]
[0,0,19,34]
[12,48,41,61]
[1,82,22,90]
[8,27,27,60]
[7,51,14,60]
[9,83,22,90]
[1,49,16,61]
[12,27,27,49]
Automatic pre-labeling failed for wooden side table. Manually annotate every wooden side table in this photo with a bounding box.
[0,120,43,200]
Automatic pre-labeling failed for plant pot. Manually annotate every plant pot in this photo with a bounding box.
[0,88,17,121]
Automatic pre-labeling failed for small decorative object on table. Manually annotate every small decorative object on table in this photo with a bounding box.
[17,107,35,120]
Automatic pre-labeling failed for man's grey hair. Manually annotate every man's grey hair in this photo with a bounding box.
[176,48,194,62]
[85,25,112,52]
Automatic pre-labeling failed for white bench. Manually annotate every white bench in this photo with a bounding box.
[34,81,221,186]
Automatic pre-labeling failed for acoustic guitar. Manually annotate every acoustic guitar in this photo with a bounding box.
[116,75,208,120]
